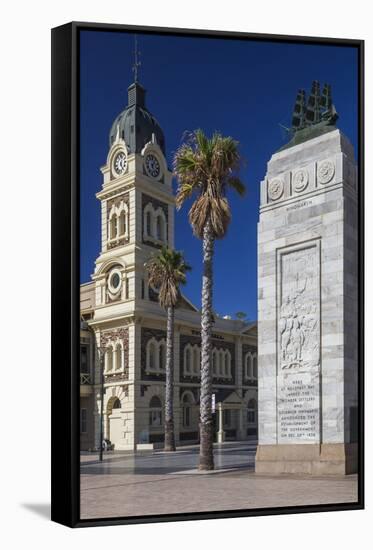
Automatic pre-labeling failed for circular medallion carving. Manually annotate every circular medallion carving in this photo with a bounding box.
[293,169,309,193]
[318,160,335,184]
[268,178,284,201]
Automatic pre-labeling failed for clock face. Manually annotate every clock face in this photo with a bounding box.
[113,151,127,175]
[145,153,161,178]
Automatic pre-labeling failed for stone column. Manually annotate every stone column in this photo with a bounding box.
[255,128,358,475]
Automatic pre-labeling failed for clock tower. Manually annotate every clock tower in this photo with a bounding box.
[89,79,175,450]
[93,80,174,313]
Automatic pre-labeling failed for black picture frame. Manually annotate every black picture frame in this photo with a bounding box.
[51,21,364,528]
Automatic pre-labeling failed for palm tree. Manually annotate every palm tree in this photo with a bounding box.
[174,129,245,470]
[145,247,191,451]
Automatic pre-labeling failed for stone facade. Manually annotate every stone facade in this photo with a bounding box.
[255,129,358,475]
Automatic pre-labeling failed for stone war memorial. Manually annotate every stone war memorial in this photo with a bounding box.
[255,81,358,475]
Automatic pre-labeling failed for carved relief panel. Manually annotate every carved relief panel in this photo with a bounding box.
[277,241,320,372]
[276,240,321,444]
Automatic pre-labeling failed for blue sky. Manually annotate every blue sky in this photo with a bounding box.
[80,30,358,321]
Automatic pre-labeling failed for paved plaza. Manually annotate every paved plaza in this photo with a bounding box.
[80,442,358,519]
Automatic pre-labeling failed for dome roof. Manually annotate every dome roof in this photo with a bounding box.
[109,82,165,155]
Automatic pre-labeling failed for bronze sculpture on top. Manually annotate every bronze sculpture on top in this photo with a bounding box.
[279,80,339,151]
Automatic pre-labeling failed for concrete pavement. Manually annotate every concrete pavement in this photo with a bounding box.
[80,442,358,519]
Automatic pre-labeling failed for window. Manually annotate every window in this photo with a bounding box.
[119,210,126,236]
[183,344,200,376]
[159,341,166,371]
[146,338,166,374]
[247,399,257,424]
[156,216,162,240]
[212,348,231,379]
[80,345,90,374]
[193,347,200,375]
[224,350,231,378]
[109,214,117,240]
[80,408,87,433]
[112,398,121,410]
[245,352,258,381]
[115,343,122,371]
[212,350,218,376]
[156,214,166,242]
[109,201,128,242]
[143,204,167,243]
[148,341,156,371]
[105,346,113,372]
[184,346,191,375]
[149,396,162,427]
[144,206,153,239]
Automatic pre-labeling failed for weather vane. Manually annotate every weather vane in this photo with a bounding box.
[132,34,141,82]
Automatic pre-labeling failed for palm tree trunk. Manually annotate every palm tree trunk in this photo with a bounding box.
[199,219,214,470]
[164,305,176,451]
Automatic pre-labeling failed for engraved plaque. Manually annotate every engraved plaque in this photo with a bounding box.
[278,371,320,443]
[277,241,320,443]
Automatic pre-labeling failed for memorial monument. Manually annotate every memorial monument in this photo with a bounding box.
[255,81,358,475]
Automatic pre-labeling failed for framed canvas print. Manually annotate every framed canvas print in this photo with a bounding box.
[51,22,364,527]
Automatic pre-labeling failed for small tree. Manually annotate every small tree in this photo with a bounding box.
[145,247,191,451]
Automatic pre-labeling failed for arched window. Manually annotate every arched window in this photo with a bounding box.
[245,352,253,380]
[115,343,122,371]
[149,395,162,427]
[159,341,166,371]
[247,399,257,424]
[184,346,191,375]
[193,346,200,375]
[112,398,121,409]
[155,214,166,242]
[224,350,231,378]
[119,209,126,236]
[105,346,113,372]
[147,340,157,372]
[184,345,200,376]
[146,210,152,237]
[109,214,117,240]
[218,350,224,377]
[212,349,218,376]
[156,216,162,240]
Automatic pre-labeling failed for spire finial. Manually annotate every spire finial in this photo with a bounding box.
[132,34,141,83]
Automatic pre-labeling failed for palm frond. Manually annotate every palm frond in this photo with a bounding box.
[227,176,246,196]
[144,247,191,309]
[173,129,246,239]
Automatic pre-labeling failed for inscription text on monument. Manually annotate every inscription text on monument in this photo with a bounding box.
[278,372,320,443]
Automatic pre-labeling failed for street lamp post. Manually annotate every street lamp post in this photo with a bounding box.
[97,346,107,462]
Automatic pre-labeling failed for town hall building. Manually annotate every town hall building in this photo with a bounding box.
[80,77,258,451]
